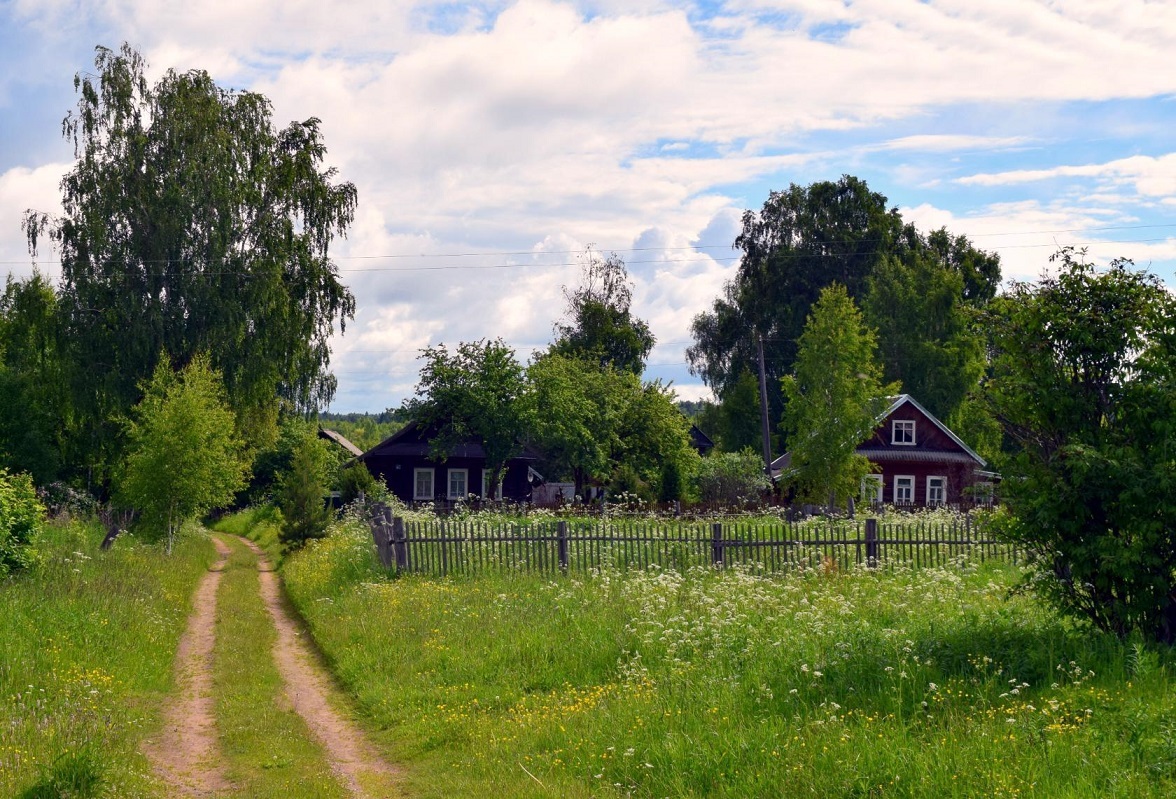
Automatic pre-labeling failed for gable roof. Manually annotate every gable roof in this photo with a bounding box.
[770,393,986,478]
[359,419,541,462]
[881,394,986,467]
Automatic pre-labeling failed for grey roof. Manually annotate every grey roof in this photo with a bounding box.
[318,427,364,457]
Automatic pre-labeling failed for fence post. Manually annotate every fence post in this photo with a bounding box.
[392,516,408,571]
[711,522,724,567]
[865,518,878,569]
[557,520,569,572]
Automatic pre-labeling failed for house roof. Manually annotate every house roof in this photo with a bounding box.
[881,394,986,467]
[318,427,364,458]
[359,419,541,462]
[689,424,715,452]
[770,393,986,479]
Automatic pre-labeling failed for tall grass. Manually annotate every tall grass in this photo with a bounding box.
[279,512,1176,798]
[0,519,215,797]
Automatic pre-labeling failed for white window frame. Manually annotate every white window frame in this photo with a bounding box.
[894,475,915,504]
[447,468,468,500]
[481,468,503,500]
[862,474,883,504]
[926,476,947,505]
[413,468,434,500]
[892,419,916,446]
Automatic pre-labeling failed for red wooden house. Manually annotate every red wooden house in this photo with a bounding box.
[771,394,995,506]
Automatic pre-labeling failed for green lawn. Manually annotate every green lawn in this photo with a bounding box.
[0,520,214,798]
[272,511,1176,798]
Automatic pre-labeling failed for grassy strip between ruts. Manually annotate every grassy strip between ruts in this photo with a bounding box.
[211,534,352,798]
[255,507,1176,799]
[0,519,215,798]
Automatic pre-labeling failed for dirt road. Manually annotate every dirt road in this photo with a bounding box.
[146,534,400,798]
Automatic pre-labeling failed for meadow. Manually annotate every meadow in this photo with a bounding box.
[275,511,1176,798]
[0,519,215,797]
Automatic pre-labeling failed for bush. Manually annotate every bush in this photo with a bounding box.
[694,450,771,505]
[0,468,45,577]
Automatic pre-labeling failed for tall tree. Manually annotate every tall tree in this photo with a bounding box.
[24,44,356,477]
[863,251,984,421]
[984,249,1176,643]
[408,339,528,491]
[116,354,250,553]
[780,284,896,505]
[525,353,628,495]
[687,176,999,436]
[551,249,655,375]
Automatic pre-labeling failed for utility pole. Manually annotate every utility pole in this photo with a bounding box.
[757,334,773,476]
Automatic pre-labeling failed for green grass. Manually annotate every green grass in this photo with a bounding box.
[212,505,284,565]
[0,519,216,797]
[211,534,351,798]
[269,511,1176,798]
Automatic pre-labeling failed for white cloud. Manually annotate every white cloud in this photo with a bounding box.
[6,0,1176,409]
[0,163,66,277]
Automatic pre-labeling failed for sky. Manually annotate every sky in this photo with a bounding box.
[2,0,1174,412]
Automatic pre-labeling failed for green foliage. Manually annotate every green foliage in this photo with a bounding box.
[713,369,766,453]
[338,462,381,506]
[984,248,1176,643]
[864,251,985,421]
[526,354,696,499]
[409,338,528,490]
[694,450,771,505]
[277,432,332,549]
[0,469,45,577]
[0,273,69,484]
[525,353,627,492]
[116,354,250,552]
[688,176,999,428]
[781,284,897,504]
[23,44,356,475]
[317,412,405,452]
[550,249,655,375]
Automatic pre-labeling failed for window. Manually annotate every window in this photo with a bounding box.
[892,419,916,445]
[413,468,434,500]
[926,476,947,505]
[481,469,503,500]
[894,475,915,504]
[862,474,883,504]
[447,468,468,500]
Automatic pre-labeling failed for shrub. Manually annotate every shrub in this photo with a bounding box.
[694,450,771,505]
[0,468,45,577]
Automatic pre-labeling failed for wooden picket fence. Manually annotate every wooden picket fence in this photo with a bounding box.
[364,507,1016,577]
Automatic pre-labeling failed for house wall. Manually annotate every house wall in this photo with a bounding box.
[867,460,981,505]
[363,453,532,504]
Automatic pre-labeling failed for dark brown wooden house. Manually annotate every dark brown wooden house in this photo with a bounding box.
[771,394,995,506]
[357,421,541,505]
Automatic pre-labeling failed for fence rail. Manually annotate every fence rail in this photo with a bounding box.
[364,507,1016,577]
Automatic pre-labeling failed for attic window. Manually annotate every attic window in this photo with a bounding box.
[892,419,916,445]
